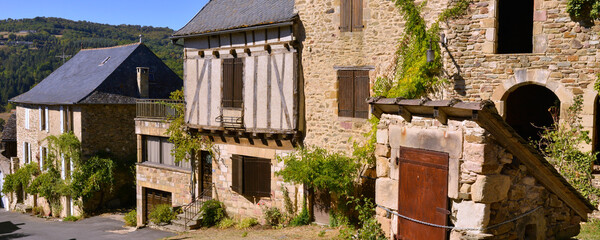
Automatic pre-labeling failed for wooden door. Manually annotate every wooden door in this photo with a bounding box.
[200,151,213,199]
[145,188,172,222]
[397,147,449,240]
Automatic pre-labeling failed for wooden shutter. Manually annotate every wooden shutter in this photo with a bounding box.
[352,0,364,31]
[222,59,234,108]
[338,70,354,117]
[243,157,271,197]
[354,70,370,118]
[340,0,352,32]
[231,155,243,194]
[233,58,244,108]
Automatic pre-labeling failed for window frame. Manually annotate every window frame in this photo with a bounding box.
[222,58,244,109]
[231,155,271,197]
[142,136,191,169]
[337,69,370,119]
[340,0,364,32]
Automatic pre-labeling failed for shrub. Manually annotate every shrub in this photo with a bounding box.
[236,217,258,229]
[124,210,137,227]
[217,217,235,229]
[198,199,225,227]
[31,206,44,216]
[149,204,177,225]
[262,206,283,226]
[63,215,79,222]
[289,200,310,227]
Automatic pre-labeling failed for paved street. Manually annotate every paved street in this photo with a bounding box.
[0,209,175,240]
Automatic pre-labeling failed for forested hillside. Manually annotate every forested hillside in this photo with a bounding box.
[0,17,182,111]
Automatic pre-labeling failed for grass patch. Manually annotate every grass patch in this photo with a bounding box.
[578,220,600,240]
[63,215,79,222]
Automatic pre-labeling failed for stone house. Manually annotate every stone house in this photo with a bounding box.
[0,113,16,209]
[369,98,595,239]
[151,0,303,226]
[9,43,182,217]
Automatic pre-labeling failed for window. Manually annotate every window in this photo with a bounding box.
[24,108,30,129]
[39,146,48,170]
[497,0,534,53]
[23,142,31,164]
[144,136,191,169]
[39,106,48,131]
[338,70,370,118]
[60,106,73,133]
[231,155,271,197]
[340,0,363,32]
[222,58,243,108]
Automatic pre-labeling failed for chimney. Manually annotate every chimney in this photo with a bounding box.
[137,67,149,98]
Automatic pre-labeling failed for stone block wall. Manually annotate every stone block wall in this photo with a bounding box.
[81,104,136,160]
[212,143,303,222]
[136,163,192,226]
[375,113,581,239]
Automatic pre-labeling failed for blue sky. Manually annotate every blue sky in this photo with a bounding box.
[0,0,210,30]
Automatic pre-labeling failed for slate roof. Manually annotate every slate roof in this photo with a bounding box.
[11,43,182,105]
[173,0,296,38]
[1,113,16,142]
[368,98,596,219]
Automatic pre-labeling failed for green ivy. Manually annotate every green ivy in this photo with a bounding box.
[532,95,600,204]
[567,0,600,24]
[164,89,213,164]
[1,163,40,195]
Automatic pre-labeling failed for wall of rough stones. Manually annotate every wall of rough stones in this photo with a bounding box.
[212,143,303,222]
[375,113,581,239]
[80,104,136,160]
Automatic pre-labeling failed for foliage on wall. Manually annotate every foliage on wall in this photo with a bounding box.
[164,89,213,164]
[567,0,600,25]
[532,95,600,203]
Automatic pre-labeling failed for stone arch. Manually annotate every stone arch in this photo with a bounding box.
[491,69,574,117]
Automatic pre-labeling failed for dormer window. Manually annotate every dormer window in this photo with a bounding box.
[340,0,364,32]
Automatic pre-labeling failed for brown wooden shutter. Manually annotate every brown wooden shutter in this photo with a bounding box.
[231,155,243,194]
[354,70,370,118]
[243,157,271,197]
[340,0,352,32]
[338,70,354,117]
[222,59,234,108]
[233,58,244,108]
[352,0,363,31]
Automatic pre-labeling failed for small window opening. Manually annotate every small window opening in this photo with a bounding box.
[99,56,111,66]
[497,0,534,53]
[524,224,537,240]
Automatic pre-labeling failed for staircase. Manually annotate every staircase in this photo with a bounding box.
[163,184,214,232]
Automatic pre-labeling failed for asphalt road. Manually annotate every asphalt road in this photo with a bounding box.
[0,209,176,240]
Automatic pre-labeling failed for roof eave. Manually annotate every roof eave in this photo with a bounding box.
[171,20,295,41]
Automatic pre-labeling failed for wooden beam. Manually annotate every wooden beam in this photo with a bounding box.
[398,106,412,122]
[476,109,594,220]
[433,107,448,125]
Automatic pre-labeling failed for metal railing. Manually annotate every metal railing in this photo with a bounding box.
[136,99,183,119]
[183,183,214,229]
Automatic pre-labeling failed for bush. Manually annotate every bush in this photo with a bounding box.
[149,204,177,225]
[198,199,225,227]
[262,206,283,226]
[31,206,44,216]
[63,215,79,222]
[289,201,310,227]
[217,217,235,229]
[124,210,137,227]
[236,217,258,229]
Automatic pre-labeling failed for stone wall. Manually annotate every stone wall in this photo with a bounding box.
[375,113,581,239]
[80,104,136,160]
[295,0,408,152]
[136,163,192,226]
[212,143,303,222]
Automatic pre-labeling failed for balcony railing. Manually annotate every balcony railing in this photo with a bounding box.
[136,99,183,119]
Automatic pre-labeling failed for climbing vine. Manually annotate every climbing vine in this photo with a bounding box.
[165,89,213,163]
[374,0,470,99]
[567,0,600,25]
[532,95,600,203]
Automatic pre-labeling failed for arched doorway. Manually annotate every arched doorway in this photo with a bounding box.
[505,84,559,141]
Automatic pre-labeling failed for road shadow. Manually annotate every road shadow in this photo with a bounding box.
[0,221,21,234]
[0,233,30,240]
